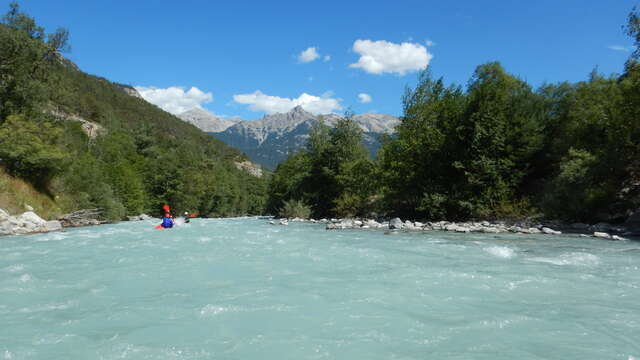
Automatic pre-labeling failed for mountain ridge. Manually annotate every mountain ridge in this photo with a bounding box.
[191,106,399,169]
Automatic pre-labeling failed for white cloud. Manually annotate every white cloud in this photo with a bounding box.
[608,45,635,52]
[233,90,342,114]
[358,93,372,103]
[134,86,213,114]
[349,39,433,75]
[298,47,320,63]
[323,55,331,62]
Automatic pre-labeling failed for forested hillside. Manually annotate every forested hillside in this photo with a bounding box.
[0,3,267,219]
[267,9,640,223]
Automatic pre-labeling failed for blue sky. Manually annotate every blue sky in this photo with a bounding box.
[6,0,638,119]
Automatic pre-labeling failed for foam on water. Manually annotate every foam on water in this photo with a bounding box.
[484,245,516,259]
[1,218,639,359]
[528,252,601,266]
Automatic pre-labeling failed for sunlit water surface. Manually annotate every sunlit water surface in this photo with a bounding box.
[1,218,640,359]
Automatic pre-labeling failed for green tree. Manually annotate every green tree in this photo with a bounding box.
[47,27,70,53]
[2,2,43,40]
[267,115,375,218]
[0,114,68,187]
[378,71,467,219]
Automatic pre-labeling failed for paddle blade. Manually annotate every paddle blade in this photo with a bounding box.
[155,224,163,229]
[162,204,170,212]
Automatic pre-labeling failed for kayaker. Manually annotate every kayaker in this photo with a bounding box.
[184,212,191,224]
[161,212,174,228]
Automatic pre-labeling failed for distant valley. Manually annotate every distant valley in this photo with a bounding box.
[178,106,399,169]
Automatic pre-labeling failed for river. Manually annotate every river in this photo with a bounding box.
[1,217,639,359]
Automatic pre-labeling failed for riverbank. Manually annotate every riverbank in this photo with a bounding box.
[0,207,153,237]
[3,204,638,242]
[273,217,639,241]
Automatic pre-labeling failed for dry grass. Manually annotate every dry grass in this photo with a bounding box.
[0,167,66,220]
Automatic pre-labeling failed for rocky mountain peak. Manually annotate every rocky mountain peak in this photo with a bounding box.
[178,108,242,133]
[290,105,309,116]
[182,107,210,117]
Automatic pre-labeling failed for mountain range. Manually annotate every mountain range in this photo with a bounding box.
[178,106,399,169]
[178,108,243,133]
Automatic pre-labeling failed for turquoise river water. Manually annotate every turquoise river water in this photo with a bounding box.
[1,217,640,359]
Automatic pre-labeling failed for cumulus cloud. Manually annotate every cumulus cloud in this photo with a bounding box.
[134,86,213,114]
[358,93,372,103]
[349,39,433,75]
[298,47,320,63]
[233,90,342,114]
[608,45,635,52]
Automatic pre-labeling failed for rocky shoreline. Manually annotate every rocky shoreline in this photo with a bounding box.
[272,217,638,241]
[0,209,63,236]
[2,205,637,241]
[0,207,153,237]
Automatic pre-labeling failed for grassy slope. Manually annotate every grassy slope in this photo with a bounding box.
[0,167,70,219]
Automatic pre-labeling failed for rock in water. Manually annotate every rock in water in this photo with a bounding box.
[340,219,354,228]
[326,223,339,230]
[0,211,64,236]
[365,219,380,228]
[542,227,562,235]
[593,232,611,239]
[389,218,403,230]
[44,221,63,232]
[17,211,47,228]
[0,221,13,236]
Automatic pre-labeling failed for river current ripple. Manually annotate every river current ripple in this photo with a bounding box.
[1,218,639,359]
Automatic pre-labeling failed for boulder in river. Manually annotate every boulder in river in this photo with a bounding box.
[340,219,354,229]
[389,218,403,230]
[365,219,380,228]
[13,211,47,234]
[44,220,63,232]
[455,227,471,233]
[593,232,611,239]
[326,223,339,230]
[541,227,562,235]
[0,209,64,236]
[0,220,14,236]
